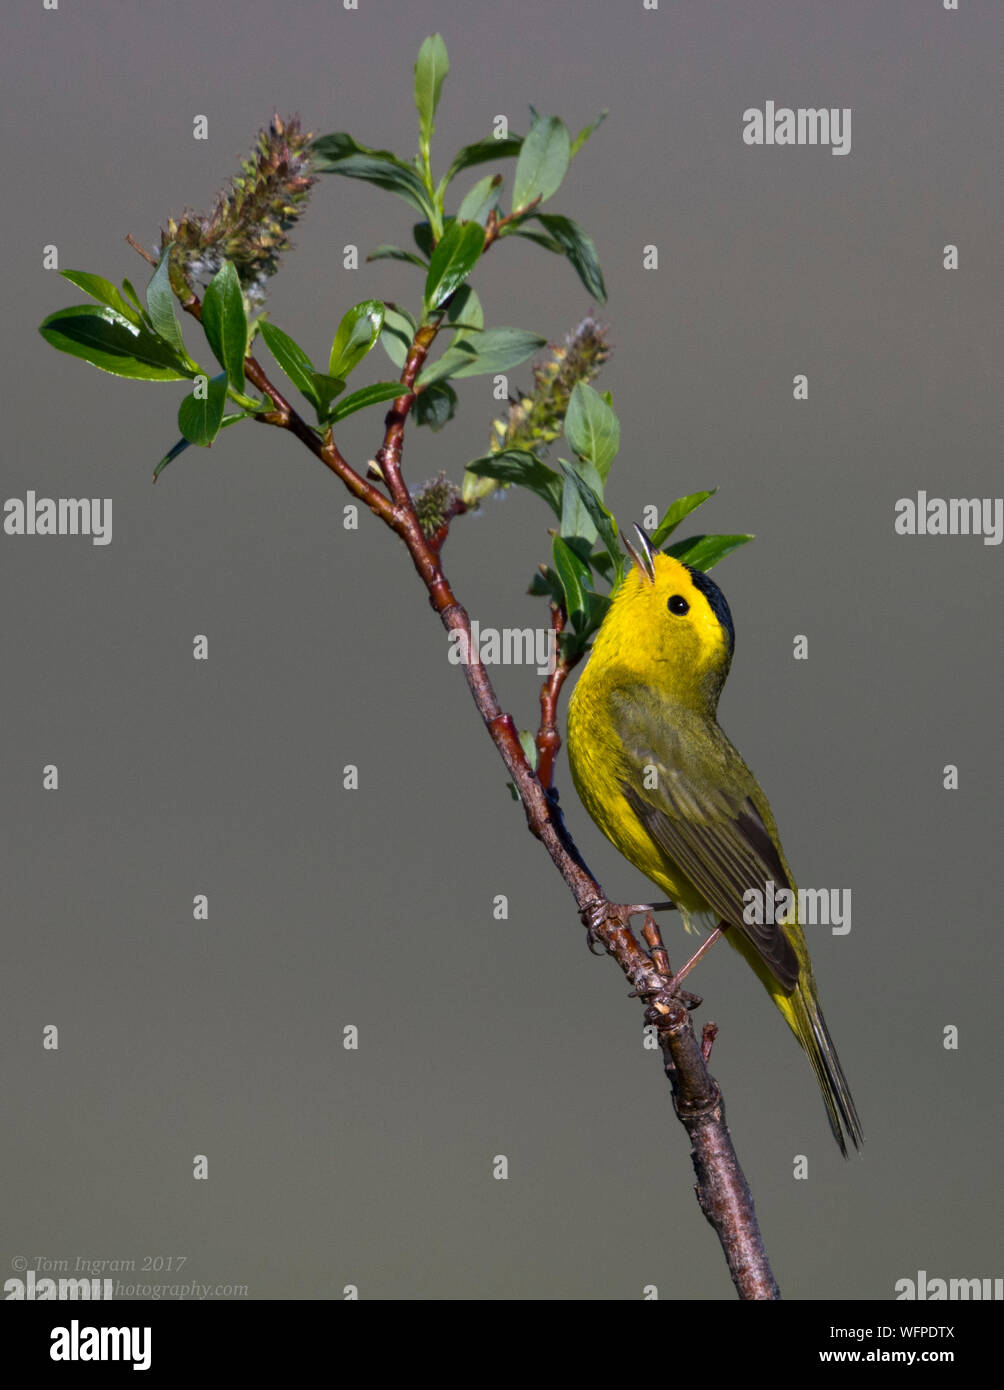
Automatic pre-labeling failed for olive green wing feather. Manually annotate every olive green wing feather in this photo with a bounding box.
[610,686,800,992]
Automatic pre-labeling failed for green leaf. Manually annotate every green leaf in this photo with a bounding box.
[178,372,227,446]
[560,461,621,569]
[39,305,192,380]
[584,591,612,630]
[328,300,385,379]
[311,133,435,219]
[367,244,428,268]
[465,449,563,515]
[446,326,546,378]
[156,403,253,479]
[517,730,539,772]
[442,134,523,187]
[258,320,321,410]
[145,248,187,357]
[414,381,456,430]
[512,115,570,212]
[457,173,502,225]
[121,278,149,323]
[528,565,563,602]
[413,222,435,258]
[552,534,591,630]
[559,457,604,546]
[570,110,608,158]
[445,285,484,332]
[328,380,404,424]
[424,220,484,312]
[201,262,247,390]
[153,435,193,482]
[414,34,449,147]
[414,341,479,387]
[380,305,417,369]
[308,373,347,413]
[650,489,717,548]
[510,227,563,253]
[590,550,617,583]
[532,213,607,302]
[565,383,619,480]
[60,270,145,327]
[665,534,754,572]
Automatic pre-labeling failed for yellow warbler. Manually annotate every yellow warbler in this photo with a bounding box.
[567,530,862,1155]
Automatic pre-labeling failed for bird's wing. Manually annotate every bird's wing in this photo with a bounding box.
[611,687,800,991]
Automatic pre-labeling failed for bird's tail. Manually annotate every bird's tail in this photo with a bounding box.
[726,926,863,1156]
[787,983,864,1158]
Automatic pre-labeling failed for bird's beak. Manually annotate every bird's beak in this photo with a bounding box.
[623,524,656,583]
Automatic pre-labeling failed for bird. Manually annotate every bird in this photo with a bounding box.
[566,526,862,1155]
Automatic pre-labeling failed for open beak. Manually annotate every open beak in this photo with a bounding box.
[623,523,656,582]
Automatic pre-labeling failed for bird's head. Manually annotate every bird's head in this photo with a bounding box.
[591,526,735,710]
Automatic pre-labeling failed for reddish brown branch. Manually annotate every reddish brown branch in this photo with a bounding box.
[356,477,778,1298]
[483,194,543,252]
[375,318,443,511]
[145,236,778,1296]
[272,380,777,1298]
[641,919,777,1298]
[372,207,539,514]
[654,1000,779,1299]
[536,603,579,790]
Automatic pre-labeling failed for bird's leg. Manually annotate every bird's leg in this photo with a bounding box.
[641,914,672,979]
[639,914,703,1009]
[580,897,676,955]
[667,924,728,991]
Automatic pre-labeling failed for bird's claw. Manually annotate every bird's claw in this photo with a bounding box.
[633,979,703,1011]
[671,983,703,1010]
[580,898,675,956]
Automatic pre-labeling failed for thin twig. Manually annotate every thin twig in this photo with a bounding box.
[536,602,579,790]
[125,233,158,266]
[483,194,542,252]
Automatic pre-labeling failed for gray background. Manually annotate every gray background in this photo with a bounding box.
[3,0,1000,1300]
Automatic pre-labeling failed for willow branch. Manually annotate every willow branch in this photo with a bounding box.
[536,602,579,791]
[641,920,779,1298]
[286,346,777,1298]
[150,241,778,1297]
[354,407,778,1297]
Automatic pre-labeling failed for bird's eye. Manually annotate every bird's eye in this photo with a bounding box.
[668,594,689,616]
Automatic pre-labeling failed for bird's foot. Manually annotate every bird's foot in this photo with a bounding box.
[633,979,704,1011]
[668,982,704,1010]
[641,925,728,1007]
[580,897,676,956]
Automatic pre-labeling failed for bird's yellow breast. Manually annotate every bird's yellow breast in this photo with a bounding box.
[566,665,712,925]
